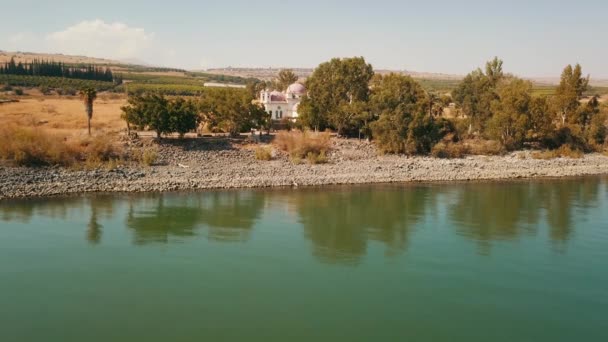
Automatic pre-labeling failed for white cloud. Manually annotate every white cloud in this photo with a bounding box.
[46,20,154,60]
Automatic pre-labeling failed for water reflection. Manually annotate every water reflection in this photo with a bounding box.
[85,197,115,245]
[125,192,265,244]
[289,186,436,265]
[0,177,605,261]
[449,178,602,254]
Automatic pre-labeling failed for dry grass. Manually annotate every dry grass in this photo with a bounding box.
[0,95,127,136]
[0,125,124,167]
[532,145,584,160]
[254,146,273,161]
[274,130,331,164]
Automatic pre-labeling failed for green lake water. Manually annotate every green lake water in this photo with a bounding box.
[1,177,607,341]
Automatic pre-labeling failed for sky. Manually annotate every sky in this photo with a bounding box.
[1,0,607,78]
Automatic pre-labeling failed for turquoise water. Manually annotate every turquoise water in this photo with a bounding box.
[1,177,607,341]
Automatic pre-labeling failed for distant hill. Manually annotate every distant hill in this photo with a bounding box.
[0,51,121,65]
[2,51,606,91]
[203,67,464,82]
[204,67,608,88]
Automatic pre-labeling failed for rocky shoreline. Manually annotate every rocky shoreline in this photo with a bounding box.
[2,138,608,200]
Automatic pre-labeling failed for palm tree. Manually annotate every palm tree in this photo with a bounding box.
[79,88,97,135]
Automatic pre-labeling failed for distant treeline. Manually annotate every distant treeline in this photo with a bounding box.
[186,71,258,85]
[0,58,121,83]
[120,65,186,73]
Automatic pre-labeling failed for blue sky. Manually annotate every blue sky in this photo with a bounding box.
[1,0,607,78]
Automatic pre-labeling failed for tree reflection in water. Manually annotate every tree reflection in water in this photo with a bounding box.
[0,177,604,260]
[449,178,602,254]
[125,191,265,245]
[85,196,115,245]
[290,185,438,265]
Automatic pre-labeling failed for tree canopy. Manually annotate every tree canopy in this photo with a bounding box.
[274,69,299,91]
[299,57,374,136]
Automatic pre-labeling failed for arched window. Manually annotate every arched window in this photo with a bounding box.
[280,110,283,118]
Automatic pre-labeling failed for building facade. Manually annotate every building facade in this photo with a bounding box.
[259,83,306,120]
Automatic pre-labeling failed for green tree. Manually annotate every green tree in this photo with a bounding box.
[198,88,266,136]
[579,96,607,147]
[553,64,589,125]
[297,95,326,132]
[121,94,149,134]
[485,56,504,85]
[79,88,97,136]
[169,98,200,138]
[369,74,427,153]
[143,94,172,138]
[452,58,505,134]
[120,93,171,138]
[487,78,533,149]
[246,79,268,99]
[274,69,298,91]
[528,96,554,144]
[301,57,374,136]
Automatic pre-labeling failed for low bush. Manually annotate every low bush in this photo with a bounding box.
[134,146,159,166]
[141,147,158,166]
[274,130,331,163]
[77,135,124,165]
[254,146,273,161]
[306,150,328,164]
[431,141,470,158]
[466,139,506,156]
[532,145,584,160]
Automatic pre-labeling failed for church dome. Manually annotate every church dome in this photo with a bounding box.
[269,91,286,102]
[286,83,306,95]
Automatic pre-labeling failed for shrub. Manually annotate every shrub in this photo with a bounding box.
[57,87,77,96]
[545,125,587,151]
[431,141,470,158]
[254,146,273,161]
[274,130,331,163]
[139,146,159,166]
[306,150,328,164]
[78,135,123,163]
[14,88,24,96]
[466,139,506,156]
[39,86,52,95]
[372,112,454,155]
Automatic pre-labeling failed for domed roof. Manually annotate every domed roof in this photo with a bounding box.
[286,83,306,95]
[269,90,286,102]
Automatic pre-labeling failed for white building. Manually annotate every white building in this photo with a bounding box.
[259,83,306,120]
